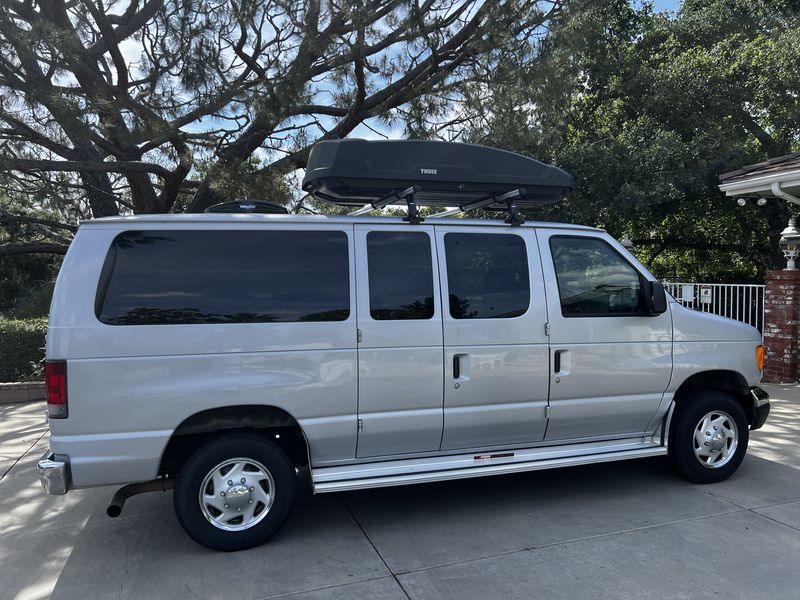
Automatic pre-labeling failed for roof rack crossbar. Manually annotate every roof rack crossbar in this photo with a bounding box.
[347,185,424,222]
[428,188,528,223]
[348,203,374,216]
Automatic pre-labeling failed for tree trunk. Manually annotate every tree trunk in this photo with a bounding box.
[187,175,226,213]
[80,170,119,217]
[128,172,162,213]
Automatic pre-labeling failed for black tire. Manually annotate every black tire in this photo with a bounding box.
[174,434,296,551]
[668,390,749,484]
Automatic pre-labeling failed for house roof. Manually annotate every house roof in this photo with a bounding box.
[718,151,800,202]
[719,152,800,184]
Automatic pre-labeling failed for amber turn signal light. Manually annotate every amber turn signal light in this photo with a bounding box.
[755,345,765,371]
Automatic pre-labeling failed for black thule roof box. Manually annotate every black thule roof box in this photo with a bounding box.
[301,139,573,223]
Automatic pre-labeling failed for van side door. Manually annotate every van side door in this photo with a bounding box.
[435,226,550,450]
[537,230,673,441]
[354,224,444,458]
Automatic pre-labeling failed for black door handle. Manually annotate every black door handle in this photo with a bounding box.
[453,355,461,379]
[554,350,562,373]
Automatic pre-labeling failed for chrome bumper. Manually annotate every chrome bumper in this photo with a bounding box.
[37,452,71,495]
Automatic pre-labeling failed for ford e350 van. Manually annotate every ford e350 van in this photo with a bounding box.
[37,139,769,551]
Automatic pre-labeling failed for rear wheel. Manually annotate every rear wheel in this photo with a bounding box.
[669,390,748,484]
[174,434,296,551]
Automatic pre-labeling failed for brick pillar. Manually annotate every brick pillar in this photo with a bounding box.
[762,269,800,383]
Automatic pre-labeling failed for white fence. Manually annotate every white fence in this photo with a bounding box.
[662,282,765,336]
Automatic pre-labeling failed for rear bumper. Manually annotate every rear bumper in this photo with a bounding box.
[749,387,770,430]
[37,451,71,495]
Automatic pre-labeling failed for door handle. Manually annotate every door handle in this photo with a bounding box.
[453,353,469,380]
[554,349,568,374]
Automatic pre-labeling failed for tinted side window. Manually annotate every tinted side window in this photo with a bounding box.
[549,236,644,316]
[444,233,530,319]
[97,230,350,325]
[367,231,434,320]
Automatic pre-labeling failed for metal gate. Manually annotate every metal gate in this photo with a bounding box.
[662,282,765,337]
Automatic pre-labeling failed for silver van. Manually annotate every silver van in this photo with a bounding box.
[37,140,769,551]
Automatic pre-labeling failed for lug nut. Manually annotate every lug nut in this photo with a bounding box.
[237,507,242,512]
[224,503,229,508]
[248,499,253,504]
[249,486,255,491]
[220,491,226,496]
[227,480,233,486]
[705,431,710,436]
[704,442,710,446]
[241,478,246,484]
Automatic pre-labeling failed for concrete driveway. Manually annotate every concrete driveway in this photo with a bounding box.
[1,384,799,600]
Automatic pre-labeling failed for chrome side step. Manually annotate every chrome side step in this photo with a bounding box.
[312,438,666,493]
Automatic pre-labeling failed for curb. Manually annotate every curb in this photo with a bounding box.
[0,382,45,405]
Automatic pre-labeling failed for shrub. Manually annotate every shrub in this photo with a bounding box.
[0,317,47,382]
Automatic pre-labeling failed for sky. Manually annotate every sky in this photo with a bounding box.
[651,0,681,11]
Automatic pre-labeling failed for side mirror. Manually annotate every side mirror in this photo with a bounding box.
[646,281,668,316]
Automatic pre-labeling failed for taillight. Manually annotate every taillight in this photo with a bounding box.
[45,360,68,419]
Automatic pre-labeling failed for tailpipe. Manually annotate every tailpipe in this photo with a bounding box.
[106,478,175,518]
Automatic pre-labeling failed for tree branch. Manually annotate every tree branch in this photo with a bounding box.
[0,212,78,232]
[3,158,172,178]
[0,242,69,256]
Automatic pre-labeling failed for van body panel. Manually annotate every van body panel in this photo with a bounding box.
[354,347,444,456]
[50,429,173,487]
[434,226,550,450]
[353,225,445,457]
[536,229,674,441]
[47,223,360,482]
[669,303,763,388]
[52,348,358,485]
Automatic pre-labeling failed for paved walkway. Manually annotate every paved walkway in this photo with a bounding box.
[1,385,799,600]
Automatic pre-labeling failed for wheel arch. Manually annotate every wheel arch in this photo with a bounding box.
[159,405,311,475]
[671,369,755,425]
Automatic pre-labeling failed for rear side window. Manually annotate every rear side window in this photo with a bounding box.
[367,231,435,320]
[444,233,530,319]
[96,230,350,325]
[549,236,644,316]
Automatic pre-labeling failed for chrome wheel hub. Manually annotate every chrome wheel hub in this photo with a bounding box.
[693,411,738,469]
[199,458,275,531]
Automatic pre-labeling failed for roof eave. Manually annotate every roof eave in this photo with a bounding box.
[718,168,800,197]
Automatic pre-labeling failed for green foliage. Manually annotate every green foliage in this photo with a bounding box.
[0,317,47,382]
[0,186,65,314]
[460,0,800,282]
[0,254,59,317]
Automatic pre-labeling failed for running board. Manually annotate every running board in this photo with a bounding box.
[312,438,666,493]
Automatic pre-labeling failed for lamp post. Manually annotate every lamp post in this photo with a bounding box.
[779,217,800,270]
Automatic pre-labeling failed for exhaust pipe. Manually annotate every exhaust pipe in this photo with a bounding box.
[106,478,175,518]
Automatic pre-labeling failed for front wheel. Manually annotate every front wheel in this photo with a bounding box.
[174,434,296,551]
[669,390,749,484]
